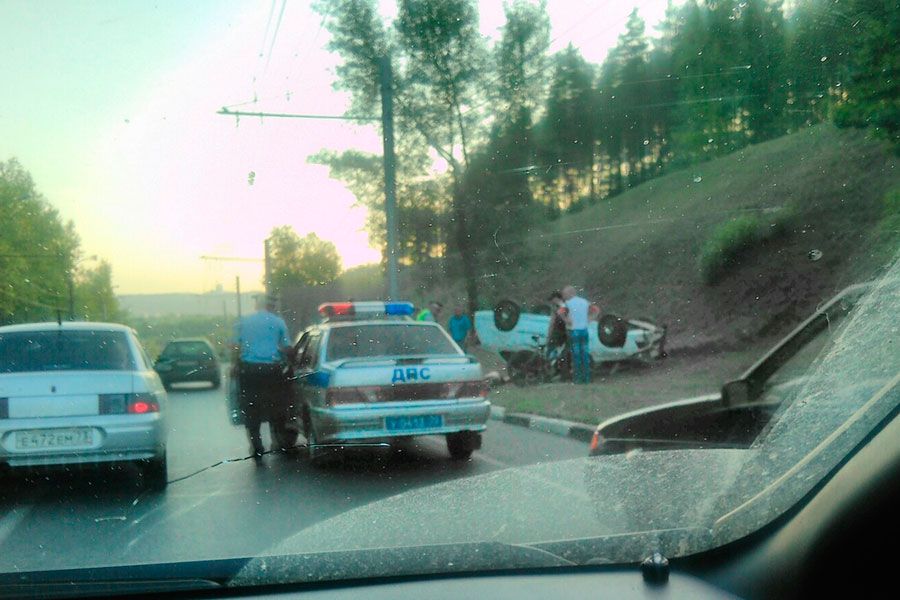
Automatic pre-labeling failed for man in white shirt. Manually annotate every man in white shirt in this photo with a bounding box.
[562,285,592,384]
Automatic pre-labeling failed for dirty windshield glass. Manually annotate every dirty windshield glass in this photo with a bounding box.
[1,0,898,592]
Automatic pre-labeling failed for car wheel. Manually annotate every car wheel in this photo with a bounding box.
[142,452,168,491]
[493,299,521,332]
[303,412,328,467]
[447,431,481,460]
[598,314,628,348]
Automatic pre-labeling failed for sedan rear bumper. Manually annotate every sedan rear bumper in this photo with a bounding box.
[0,414,166,468]
[310,398,490,444]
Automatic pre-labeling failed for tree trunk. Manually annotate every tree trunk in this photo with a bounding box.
[451,180,479,316]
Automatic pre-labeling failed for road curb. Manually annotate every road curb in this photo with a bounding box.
[489,405,594,444]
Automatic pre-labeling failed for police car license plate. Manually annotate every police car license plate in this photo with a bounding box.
[385,414,443,431]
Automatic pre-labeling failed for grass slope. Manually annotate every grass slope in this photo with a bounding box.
[476,124,899,351]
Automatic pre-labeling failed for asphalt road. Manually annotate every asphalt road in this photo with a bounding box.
[0,384,587,574]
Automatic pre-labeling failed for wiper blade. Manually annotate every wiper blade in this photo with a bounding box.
[0,578,222,600]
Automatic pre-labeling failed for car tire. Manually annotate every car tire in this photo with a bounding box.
[598,314,628,348]
[447,431,481,460]
[493,299,521,332]
[142,452,168,491]
[303,412,328,467]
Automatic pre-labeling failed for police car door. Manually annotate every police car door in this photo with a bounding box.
[294,331,324,411]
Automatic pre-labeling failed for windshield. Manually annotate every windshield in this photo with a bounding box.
[325,324,460,360]
[0,330,135,373]
[1,0,898,593]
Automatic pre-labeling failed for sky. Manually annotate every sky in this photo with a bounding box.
[1,0,670,294]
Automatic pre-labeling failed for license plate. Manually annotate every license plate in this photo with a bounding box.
[15,428,95,450]
[385,414,443,431]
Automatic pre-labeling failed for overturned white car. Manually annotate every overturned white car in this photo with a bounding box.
[474,300,666,383]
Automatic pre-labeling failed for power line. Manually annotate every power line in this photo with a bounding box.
[217,108,379,122]
[553,0,616,41]
[264,0,288,75]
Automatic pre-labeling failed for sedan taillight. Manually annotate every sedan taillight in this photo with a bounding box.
[99,393,161,415]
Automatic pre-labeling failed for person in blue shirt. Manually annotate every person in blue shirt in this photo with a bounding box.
[231,294,291,463]
[447,305,472,351]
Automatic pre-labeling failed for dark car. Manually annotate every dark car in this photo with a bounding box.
[154,338,221,389]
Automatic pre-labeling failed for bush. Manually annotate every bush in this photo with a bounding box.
[699,210,793,285]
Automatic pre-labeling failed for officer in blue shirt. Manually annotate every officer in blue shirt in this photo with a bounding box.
[232,294,291,463]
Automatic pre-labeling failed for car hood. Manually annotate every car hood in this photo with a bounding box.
[233,448,749,585]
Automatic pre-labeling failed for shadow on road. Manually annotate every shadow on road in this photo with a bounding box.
[0,462,153,505]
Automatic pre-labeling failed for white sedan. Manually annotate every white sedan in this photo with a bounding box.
[0,321,168,489]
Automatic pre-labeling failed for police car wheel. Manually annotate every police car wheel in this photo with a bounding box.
[447,431,480,460]
[303,419,328,466]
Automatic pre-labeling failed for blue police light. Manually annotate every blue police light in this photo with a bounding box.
[384,301,415,316]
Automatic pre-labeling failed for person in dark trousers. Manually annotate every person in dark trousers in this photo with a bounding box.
[447,305,472,351]
[231,294,290,464]
[546,290,570,379]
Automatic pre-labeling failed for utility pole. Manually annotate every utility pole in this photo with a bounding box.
[380,55,400,299]
[67,273,76,320]
[217,84,401,299]
[235,276,242,321]
[264,237,272,297]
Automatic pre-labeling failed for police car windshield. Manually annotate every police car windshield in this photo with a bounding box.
[326,324,460,361]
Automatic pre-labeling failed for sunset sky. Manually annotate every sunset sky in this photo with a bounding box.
[1,0,669,294]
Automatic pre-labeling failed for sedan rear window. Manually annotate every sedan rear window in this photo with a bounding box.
[326,324,460,361]
[0,331,136,373]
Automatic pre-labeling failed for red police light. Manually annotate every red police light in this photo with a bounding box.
[318,302,355,317]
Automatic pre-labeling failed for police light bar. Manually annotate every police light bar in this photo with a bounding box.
[318,301,415,318]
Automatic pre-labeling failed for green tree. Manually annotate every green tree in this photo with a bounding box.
[319,0,489,314]
[0,158,79,324]
[74,260,125,322]
[739,0,788,142]
[535,45,596,208]
[267,226,342,293]
[310,145,448,265]
[832,0,900,147]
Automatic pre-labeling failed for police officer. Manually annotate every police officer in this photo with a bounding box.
[231,294,290,464]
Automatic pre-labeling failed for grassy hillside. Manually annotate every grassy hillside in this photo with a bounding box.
[418,125,898,351]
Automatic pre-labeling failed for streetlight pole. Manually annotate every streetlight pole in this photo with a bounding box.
[380,55,400,300]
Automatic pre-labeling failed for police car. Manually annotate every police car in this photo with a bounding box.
[289,301,490,465]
